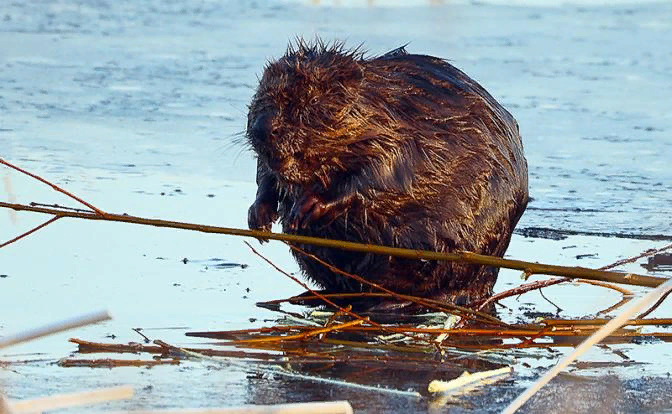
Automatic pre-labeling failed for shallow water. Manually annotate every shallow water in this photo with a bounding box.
[1,0,672,413]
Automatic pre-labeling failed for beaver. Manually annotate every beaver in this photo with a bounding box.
[246,38,528,309]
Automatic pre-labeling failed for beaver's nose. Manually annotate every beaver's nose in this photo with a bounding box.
[248,112,279,143]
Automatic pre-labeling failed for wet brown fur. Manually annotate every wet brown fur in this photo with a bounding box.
[246,38,528,307]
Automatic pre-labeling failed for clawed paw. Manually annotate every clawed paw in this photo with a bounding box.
[248,200,278,243]
[286,193,332,231]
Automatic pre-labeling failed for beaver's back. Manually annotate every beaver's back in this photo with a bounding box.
[283,47,528,304]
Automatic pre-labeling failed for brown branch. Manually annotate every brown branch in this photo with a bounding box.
[600,242,672,270]
[542,318,672,327]
[0,158,107,216]
[596,297,633,316]
[0,216,61,248]
[475,278,568,311]
[577,279,633,296]
[232,319,364,344]
[0,201,668,288]
[637,287,672,319]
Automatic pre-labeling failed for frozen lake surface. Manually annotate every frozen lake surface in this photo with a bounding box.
[1,0,672,412]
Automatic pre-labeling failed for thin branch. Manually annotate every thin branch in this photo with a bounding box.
[475,278,567,312]
[599,243,672,270]
[538,289,562,313]
[1,201,667,289]
[576,279,633,296]
[0,216,61,248]
[233,319,365,344]
[596,297,633,316]
[30,202,94,213]
[0,158,107,217]
[637,287,672,319]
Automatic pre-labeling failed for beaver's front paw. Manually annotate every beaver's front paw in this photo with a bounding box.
[286,193,332,231]
[248,200,278,243]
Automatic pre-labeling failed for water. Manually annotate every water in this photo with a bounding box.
[1,0,672,412]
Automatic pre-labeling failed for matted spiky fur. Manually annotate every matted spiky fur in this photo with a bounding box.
[246,37,528,309]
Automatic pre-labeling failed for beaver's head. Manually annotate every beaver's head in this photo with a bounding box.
[246,38,366,188]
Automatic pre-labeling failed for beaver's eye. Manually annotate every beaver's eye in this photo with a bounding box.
[310,96,319,106]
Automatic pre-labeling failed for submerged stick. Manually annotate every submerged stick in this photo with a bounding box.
[502,277,672,414]
[107,401,353,414]
[58,358,180,368]
[9,386,133,413]
[0,310,112,350]
[0,201,667,289]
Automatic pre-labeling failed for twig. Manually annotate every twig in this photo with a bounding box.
[596,297,633,316]
[0,201,667,288]
[538,289,562,313]
[232,319,365,344]
[0,310,112,350]
[637,287,672,319]
[0,158,107,216]
[475,278,567,312]
[9,386,133,413]
[576,279,633,296]
[601,242,672,269]
[132,328,152,343]
[0,216,61,248]
[502,277,672,414]
[30,202,94,213]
